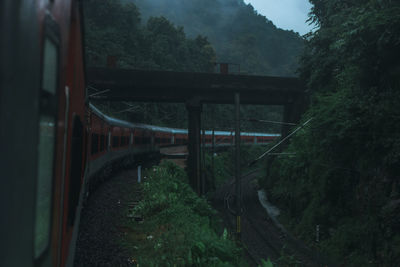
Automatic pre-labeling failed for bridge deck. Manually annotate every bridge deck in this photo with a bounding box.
[87,67,305,105]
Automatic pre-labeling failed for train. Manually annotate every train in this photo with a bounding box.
[0,1,279,267]
[87,102,279,186]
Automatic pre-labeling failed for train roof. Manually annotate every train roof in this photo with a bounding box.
[206,130,280,137]
[89,104,163,131]
[89,104,280,137]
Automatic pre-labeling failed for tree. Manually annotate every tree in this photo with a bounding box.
[264,1,400,265]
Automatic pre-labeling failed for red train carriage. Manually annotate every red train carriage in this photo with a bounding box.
[241,135,254,144]
[90,111,108,159]
[154,128,173,146]
[133,127,153,149]
[215,131,233,145]
[1,0,87,266]
[174,131,189,145]
[87,104,159,180]
[154,130,167,146]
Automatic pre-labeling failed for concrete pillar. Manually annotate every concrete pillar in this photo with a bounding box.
[186,101,202,195]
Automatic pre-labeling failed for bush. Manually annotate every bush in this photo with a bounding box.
[126,161,247,266]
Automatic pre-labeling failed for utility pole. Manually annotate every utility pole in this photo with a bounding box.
[234,93,241,240]
[211,128,215,191]
[201,127,206,195]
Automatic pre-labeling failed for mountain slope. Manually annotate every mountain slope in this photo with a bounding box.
[130,0,305,76]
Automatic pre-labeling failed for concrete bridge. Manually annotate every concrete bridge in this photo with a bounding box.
[87,67,307,194]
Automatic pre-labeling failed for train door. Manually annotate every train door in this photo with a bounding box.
[67,116,84,227]
[108,130,112,151]
[130,131,134,147]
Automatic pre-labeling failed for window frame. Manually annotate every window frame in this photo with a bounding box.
[34,14,61,265]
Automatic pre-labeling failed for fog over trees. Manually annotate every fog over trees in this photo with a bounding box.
[129,0,304,76]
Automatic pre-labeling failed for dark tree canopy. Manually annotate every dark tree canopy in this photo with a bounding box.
[264,1,400,266]
[84,0,216,72]
[131,0,305,76]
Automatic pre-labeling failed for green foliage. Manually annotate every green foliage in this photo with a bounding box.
[276,246,302,267]
[127,161,247,266]
[84,0,216,72]
[132,0,304,76]
[204,145,268,189]
[259,258,274,267]
[262,0,400,266]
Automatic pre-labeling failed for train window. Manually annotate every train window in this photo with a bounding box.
[107,132,111,149]
[42,39,57,94]
[143,137,151,144]
[68,117,84,227]
[135,137,142,144]
[91,133,99,155]
[34,35,59,259]
[35,115,56,259]
[112,136,119,147]
[100,134,105,151]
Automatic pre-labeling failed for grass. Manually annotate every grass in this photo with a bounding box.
[118,161,248,266]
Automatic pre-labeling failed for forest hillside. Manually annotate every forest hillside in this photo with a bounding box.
[263,0,400,266]
[129,0,305,76]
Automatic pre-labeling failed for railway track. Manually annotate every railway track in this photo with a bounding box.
[74,165,151,267]
[211,169,332,267]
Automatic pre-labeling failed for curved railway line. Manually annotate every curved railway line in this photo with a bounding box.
[75,152,334,267]
[211,169,333,267]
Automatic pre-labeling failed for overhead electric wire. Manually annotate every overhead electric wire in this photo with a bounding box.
[88,89,110,97]
[247,118,297,126]
[249,118,313,166]
[87,85,99,92]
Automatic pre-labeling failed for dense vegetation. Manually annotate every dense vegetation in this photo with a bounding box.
[130,0,304,76]
[262,1,400,265]
[123,161,247,266]
[84,0,215,71]
[84,0,299,132]
[203,145,268,190]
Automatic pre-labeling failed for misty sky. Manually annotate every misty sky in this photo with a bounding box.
[243,0,313,35]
